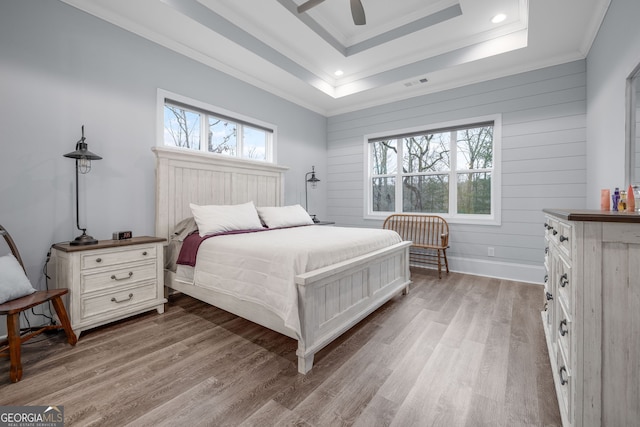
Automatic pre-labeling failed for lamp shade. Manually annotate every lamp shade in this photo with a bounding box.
[63,142,102,161]
[63,125,102,160]
[305,166,320,212]
[306,166,320,189]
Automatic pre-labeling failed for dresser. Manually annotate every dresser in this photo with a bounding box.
[50,236,167,336]
[543,209,640,427]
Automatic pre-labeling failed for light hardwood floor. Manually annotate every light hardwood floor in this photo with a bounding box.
[0,270,561,426]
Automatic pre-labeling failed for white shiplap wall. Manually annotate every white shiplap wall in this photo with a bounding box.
[326,61,587,283]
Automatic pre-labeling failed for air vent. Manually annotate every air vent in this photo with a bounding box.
[404,77,428,87]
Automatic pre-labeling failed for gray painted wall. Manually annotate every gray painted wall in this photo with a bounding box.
[326,61,588,283]
[2,0,638,318]
[0,1,327,295]
[586,0,640,205]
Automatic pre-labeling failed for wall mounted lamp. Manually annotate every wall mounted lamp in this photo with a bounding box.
[63,125,102,246]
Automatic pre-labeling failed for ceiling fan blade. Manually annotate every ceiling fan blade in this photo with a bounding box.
[298,0,326,14]
[350,0,366,25]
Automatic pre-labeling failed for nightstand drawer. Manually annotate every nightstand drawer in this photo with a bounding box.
[81,262,157,294]
[81,282,158,320]
[81,245,157,270]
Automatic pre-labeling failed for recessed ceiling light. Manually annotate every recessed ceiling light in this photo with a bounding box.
[491,13,506,24]
[334,70,344,76]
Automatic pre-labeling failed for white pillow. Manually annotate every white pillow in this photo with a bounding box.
[190,201,263,237]
[256,204,315,228]
[0,254,37,304]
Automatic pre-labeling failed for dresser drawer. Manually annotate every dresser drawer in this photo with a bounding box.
[557,297,572,368]
[81,245,157,270]
[81,262,157,294]
[557,222,572,258]
[557,256,572,311]
[545,217,558,239]
[80,282,159,320]
[557,344,573,425]
[544,237,550,270]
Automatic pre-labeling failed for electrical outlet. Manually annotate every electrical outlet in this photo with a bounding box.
[488,247,495,257]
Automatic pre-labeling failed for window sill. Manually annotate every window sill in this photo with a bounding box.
[364,213,501,226]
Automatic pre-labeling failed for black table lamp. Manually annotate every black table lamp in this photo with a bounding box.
[305,166,320,217]
[63,126,102,245]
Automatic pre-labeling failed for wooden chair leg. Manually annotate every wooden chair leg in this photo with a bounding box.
[443,249,449,273]
[51,296,77,346]
[437,250,442,279]
[7,313,22,383]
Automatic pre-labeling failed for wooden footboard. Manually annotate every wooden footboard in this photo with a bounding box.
[165,241,411,374]
[294,241,412,373]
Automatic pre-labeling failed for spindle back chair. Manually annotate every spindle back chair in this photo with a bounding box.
[0,224,77,382]
[383,214,450,278]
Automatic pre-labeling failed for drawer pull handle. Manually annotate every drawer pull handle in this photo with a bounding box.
[552,230,558,235]
[559,366,569,386]
[560,273,569,288]
[544,274,548,283]
[559,235,569,243]
[545,247,549,254]
[96,258,102,263]
[142,251,148,256]
[111,293,133,304]
[559,319,569,336]
[544,223,551,230]
[546,292,553,301]
[111,272,133,281]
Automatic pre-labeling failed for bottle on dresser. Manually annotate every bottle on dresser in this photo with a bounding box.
[618,190,627,212]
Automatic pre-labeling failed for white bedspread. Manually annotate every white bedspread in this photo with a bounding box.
[193,225,402,336]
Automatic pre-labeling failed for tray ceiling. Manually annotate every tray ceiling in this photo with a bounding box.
[60,0,610,116]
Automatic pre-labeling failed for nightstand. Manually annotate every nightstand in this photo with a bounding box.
[49,236,167,337]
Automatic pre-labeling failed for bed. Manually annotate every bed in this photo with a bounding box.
[153,146,412,373]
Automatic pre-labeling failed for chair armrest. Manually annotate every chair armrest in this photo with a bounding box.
[440,232,449,248]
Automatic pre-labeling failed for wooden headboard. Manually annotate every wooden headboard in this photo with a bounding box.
[153,147,288,240]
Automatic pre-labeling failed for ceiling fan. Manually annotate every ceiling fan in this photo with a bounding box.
[297,0,366,25]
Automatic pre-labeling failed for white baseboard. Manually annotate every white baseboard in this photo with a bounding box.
[412,256,545,285]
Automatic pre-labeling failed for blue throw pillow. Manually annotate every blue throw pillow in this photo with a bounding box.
[0,254,37,304]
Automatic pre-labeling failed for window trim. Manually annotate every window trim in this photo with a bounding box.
[156,89,277,163]
[363,114,502,225]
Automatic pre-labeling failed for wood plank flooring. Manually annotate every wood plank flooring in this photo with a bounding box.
[0,270,561,426]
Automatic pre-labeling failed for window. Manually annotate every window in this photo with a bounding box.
[159,90,274,162]
[366,116,501,224]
